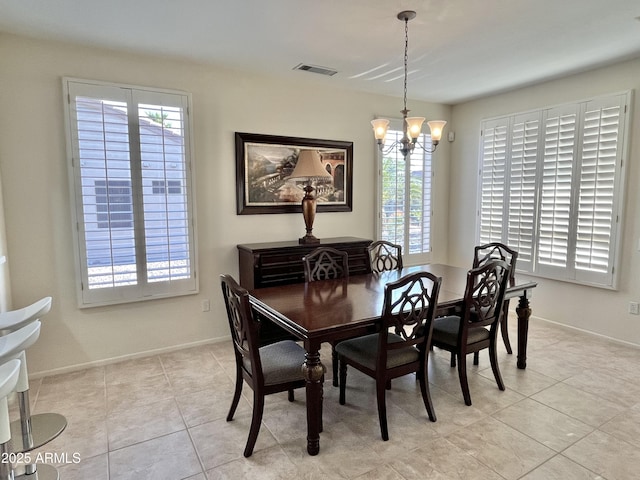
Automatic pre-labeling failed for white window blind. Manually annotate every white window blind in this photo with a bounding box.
[64,79,198,307]
[478,92,629,289]
[377,123,433,263]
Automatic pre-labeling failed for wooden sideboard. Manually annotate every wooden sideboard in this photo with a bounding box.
[237,236,373,290]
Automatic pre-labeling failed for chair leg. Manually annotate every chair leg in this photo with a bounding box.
[489,342,505,391]
[418,365,436,422]
[473,351,479,365]
[450,352,456,367]
[339,358,347,405]
[456,353,472,406]
[244,391,265,458]
[376,379,389,441]
[288,389,294,402]
[501,312,513,354]
[332,344,339,387]
[227,364,243,421]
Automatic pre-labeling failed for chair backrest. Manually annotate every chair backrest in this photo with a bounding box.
[302,247,349,282]
[377,271,442,366]
[461,259,510,331]
[220,274,263,383]
[367,240,403,274]
[473,242,518,286]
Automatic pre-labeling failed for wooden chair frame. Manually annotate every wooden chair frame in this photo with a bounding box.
[221,274,306,457]
[337,271,442,440]
[431,259,510,406]
[367,240,403,274]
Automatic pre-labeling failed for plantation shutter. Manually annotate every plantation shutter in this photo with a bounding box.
[378,122,433,262]
[537,105,578,278]
[380,129,407,248]
[574,95,625,285]
[66,79,197,307]
[134,90,194,297]
[479,118,508,245]
[477,92,628,288]
[408,140,432,254]
[506,112,540,270]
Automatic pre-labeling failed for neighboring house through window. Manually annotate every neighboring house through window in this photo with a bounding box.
[64,78,198,307]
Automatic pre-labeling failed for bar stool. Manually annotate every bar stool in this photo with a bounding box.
[0,297,51,334]
[0,299,64,480]
[0,359,21,480]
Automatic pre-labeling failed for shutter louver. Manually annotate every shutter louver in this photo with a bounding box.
[479,121,508,245]
[379,126,432,257]
[575,99,623,275]
[478,92,628,289]
[538,107,577,269]
[138,102,191,284]
[381,130,406,248]
[76,96,138,289]
[66,79,197,306]
[507,114,539,268]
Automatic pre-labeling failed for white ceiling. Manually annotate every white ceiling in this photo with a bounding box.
[1,0,640,104]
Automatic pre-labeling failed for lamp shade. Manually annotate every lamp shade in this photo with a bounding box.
[290,150,332,179]
[405,117,425,140]
[371,119,390,141]
[427,120,447,143]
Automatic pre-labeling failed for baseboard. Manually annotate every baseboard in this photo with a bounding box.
[29,334,232,379]
[531,315,640,350]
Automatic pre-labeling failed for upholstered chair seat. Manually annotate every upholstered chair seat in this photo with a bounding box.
[242,340,305,386]
[335,334,419,370]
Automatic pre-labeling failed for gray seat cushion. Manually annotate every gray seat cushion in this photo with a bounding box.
[243,340,306,386]
[335,333,419,370]
[432,316,490,346]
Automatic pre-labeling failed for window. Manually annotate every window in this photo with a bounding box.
[478,92,630,288]
[64,78,198,306]
[377,122,433,264]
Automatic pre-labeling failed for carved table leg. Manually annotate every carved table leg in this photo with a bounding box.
[302,344,325,456]
[516,292,532,369]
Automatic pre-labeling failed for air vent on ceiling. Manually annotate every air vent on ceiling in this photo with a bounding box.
[293,63,338,76]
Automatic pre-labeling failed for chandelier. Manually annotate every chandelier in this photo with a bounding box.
[371,11,446,158]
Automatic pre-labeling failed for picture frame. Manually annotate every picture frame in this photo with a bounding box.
[235,132,353,215]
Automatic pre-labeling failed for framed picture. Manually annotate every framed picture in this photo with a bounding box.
[235,132,353,215]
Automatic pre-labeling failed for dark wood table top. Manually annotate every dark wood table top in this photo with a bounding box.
[250,263,537,342]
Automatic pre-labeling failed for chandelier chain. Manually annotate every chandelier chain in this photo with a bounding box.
[403,16,409,112]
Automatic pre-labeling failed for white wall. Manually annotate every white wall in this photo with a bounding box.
[449,58,640,346]
[0,33,451,374]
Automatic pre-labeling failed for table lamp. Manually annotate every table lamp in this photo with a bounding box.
[289,149,332,244]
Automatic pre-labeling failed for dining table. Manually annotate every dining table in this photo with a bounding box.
[248,263,537,455]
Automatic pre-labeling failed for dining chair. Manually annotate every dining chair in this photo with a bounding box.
[302,246,349,282]
[335,271,442,441]
[473,242,518,354]
[367,240,403,274]
[220,274,306,458]
[448,242,519,368]
[431,259,510,406]
[302,246,349,386]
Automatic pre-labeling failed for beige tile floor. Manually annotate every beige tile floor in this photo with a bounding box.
[16,316,640,479]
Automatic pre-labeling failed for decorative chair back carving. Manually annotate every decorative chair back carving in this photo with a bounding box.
[303,247,349,282]
[367,240,403,274]
[463,259,510,330]
[220,274,263,381]
[473,242,517,286]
